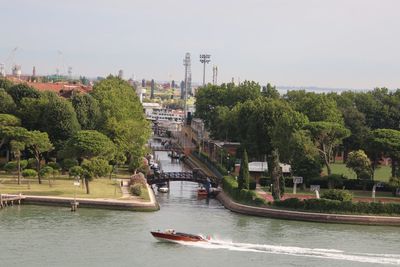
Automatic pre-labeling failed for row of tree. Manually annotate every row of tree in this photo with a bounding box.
[0,76,151,193]
[195,82,400,199]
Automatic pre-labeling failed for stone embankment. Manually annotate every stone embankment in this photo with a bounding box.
[217,191,400,226]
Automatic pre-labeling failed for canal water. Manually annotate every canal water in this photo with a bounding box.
[0,151,399,267]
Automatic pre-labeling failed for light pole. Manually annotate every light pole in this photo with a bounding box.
[200,54,211,86]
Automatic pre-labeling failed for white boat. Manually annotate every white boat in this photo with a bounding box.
[158,185,169,193]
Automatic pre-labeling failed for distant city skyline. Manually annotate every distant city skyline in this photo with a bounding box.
[1,0,400,90]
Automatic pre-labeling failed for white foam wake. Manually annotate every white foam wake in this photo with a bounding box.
[177,238,400,265]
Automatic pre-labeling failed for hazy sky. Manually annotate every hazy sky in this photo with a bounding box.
[1,0,399,89]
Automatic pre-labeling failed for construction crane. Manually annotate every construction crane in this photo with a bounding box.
[1,46,18,76]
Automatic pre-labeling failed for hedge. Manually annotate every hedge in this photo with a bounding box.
[274,198,400,215]
[222,176,265,206]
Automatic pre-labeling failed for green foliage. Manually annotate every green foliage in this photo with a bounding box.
[22,169,38,178]
[305,121,350,175]
[27,158,36,169]
[238,149,249,190]
[274,198,400,215]
[4,162,17,173]
[0,114,21,126]
[71,93,101,130]
[40,94,80,148]
[325,174,345,189]
[321,189,353,201]
[61,130,115,160]
[222,176,266,206]
[69,166,84,178]
[370,129,400,177]
[62,159,78,171]
[130,183,144,196]
[46,162,60,170]
[0,89,16,113]
[39,166,53,178]
[5,83,40,105]
[346,150,373,180]
[81,158,112,179]
[285,90,343,123]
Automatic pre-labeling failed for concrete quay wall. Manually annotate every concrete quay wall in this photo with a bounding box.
[217,191,400,226]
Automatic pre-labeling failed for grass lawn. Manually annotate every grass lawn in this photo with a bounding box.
[0,173,122,199]
[324,162,392,182]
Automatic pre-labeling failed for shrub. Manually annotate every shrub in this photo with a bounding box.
[274,198,305,209]
[130,172,147,186]
[39,166,53,178]
[321,189,353,201]
[130,183,144,196]
[222,176,265,206]
[4,162,17,173]
[273,198,400,215]
[22,169,37,178]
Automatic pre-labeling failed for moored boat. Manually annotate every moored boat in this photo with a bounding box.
[151,229,207,243]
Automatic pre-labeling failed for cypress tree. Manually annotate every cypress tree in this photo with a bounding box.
[238,149,250,190]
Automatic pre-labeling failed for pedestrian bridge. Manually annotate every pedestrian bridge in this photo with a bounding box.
[147,171,219,187]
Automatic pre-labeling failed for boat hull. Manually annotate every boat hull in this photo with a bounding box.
[151,231,206,243]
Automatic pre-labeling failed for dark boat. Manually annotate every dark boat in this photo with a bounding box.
[151,229,207,243]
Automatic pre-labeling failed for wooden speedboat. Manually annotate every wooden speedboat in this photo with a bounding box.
[151,229,207,243]
[197,188,208,197]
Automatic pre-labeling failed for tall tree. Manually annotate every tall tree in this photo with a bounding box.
[71,93,101,130]
[370,129,400,178]
[238,149,250,190]
[305,121,350,175]
[10,140,26,185]
[26,130,53,184]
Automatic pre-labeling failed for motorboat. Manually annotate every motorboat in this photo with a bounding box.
[151,229,208,243]
[197,188,208,197]
[157,185,169,193]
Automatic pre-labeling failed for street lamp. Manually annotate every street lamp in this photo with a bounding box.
[199,54,211,86]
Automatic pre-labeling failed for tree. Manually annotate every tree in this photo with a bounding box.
[26,131,53,184]
[60,130,115,162]
[238,149,250,190]
[10,140,26,185]
[0,89,16,113]
[5,83,40,105]
[285,91,343,123]
[81,158,112,194]
[262,83,280,99]
[346,150,373,182]
[39,166,54,186]
[305,121,350,175]
[71,93,101,130]
[269,149,282,201]
[40,93,80,148]
[370,129,400,178]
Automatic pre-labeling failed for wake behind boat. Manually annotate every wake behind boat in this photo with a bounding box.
[151,229,208,243]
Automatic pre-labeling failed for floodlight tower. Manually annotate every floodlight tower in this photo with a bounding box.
[183,53,191,120]
[199,54,211,86]
[212,65,218,85]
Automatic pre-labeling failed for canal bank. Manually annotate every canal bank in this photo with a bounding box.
[217,191,400,226]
